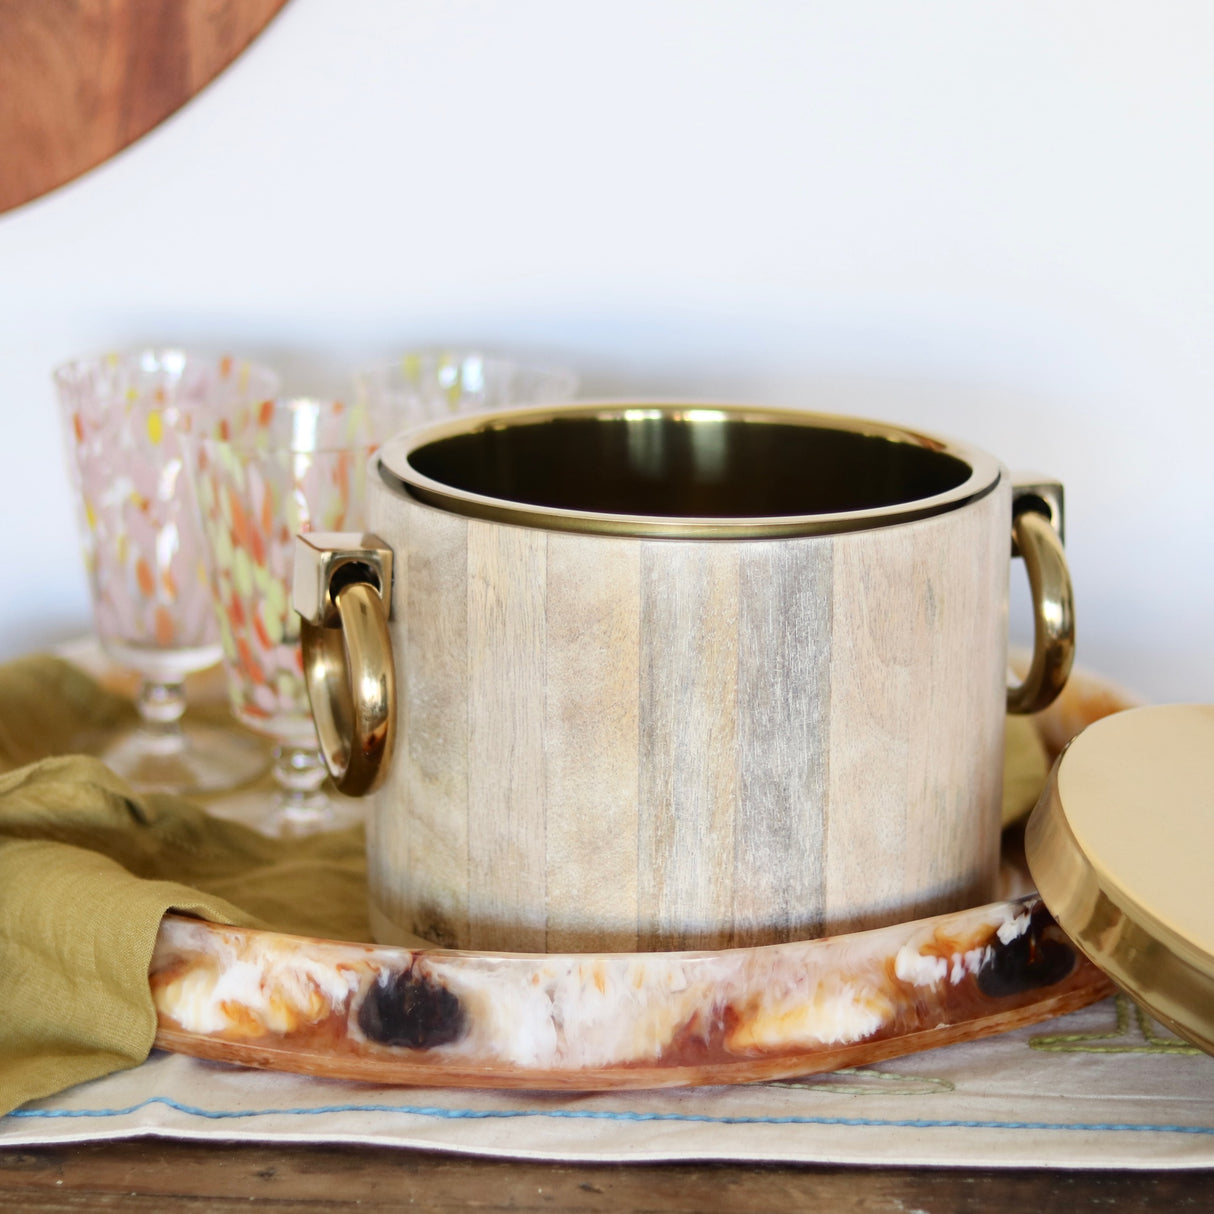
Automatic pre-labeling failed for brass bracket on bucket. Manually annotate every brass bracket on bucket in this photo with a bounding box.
[1007,478,1075,716]
[294,532,395,796]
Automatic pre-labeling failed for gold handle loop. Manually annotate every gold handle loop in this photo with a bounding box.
[1007,507,1075,715]
[300,579,396,796]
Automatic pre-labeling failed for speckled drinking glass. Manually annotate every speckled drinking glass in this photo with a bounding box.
[54,349,277,794]
[352,350,578,424]
[188,397,396,836]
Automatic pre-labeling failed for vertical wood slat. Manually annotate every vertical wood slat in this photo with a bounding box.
[465,520,548,952]
[543,535,641,952]
[733,539,833,946]
[821,524,917,935]
[367,487,471,948]
[823,486,1009,934]
[637,543,740,950]
[899,488,1007,919]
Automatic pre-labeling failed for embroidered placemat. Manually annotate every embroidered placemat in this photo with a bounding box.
[4,993,1212,1168]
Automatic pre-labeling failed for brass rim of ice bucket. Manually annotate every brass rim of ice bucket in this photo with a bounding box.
[377,402,1001,539]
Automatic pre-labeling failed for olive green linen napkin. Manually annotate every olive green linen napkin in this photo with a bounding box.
[0,654,367,1118]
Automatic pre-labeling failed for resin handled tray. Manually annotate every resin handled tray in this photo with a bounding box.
[150,667,1132,1091]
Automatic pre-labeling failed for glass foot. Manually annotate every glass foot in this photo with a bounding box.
[265,790,365,837]
[99,719,269,796]
[206,784,365,837]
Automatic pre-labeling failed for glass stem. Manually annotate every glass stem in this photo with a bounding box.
[266,744,335,835]
[134,679,188,754]
[272,744,329,806]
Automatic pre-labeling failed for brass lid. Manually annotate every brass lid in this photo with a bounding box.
[1026,704,1214,1054]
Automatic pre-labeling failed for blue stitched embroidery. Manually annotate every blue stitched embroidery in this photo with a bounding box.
[10,1096,1214,1135]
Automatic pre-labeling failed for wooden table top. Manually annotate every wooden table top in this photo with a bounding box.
[0,1139,1208,1212]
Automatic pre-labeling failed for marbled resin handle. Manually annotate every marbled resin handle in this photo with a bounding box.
[150,894,1112,1090]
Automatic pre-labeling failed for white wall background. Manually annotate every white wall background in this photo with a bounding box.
[1,0,1211,702]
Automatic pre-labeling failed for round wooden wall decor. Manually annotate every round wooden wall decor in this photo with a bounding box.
[0,0,289,214]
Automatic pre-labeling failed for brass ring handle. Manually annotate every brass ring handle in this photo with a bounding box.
[1007,507,1076,715]
[300,579,396,796]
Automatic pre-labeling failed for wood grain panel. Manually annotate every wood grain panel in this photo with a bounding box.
[900,489,1007,920]
[732,538,833,946]
[466,519,548,952]
[0,0,288,214]
[637,542,739,951]
[370,496,472,950]
[821,524,917,933]
[543,533,641,952]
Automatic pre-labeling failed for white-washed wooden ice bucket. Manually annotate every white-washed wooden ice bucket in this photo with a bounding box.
[293,404,1074,952]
